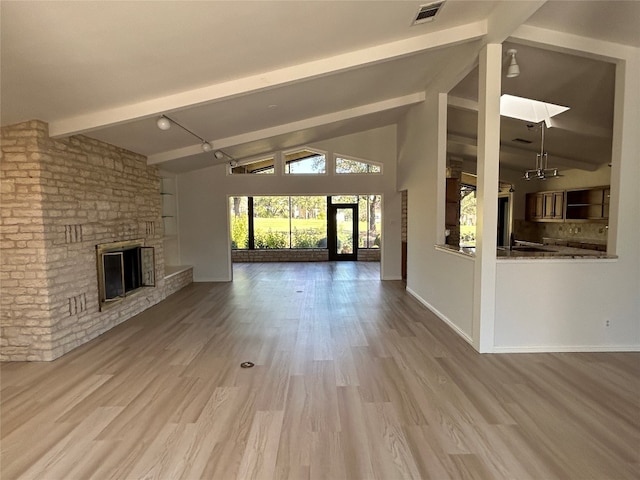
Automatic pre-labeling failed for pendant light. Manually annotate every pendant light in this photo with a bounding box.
[506,49,520,78]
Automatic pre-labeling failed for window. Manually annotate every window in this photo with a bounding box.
[290,197,327,248]
[230,196,327,249]
[253,196,291,248]
[335,156,381,174]
[284,149,326,174]
[230,196,249,249]
[230,156,274,175]
[460,184,476,247]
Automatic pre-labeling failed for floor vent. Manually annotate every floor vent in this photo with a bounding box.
[413,2,445,25]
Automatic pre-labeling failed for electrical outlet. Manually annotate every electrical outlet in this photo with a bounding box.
[605,319,611,327]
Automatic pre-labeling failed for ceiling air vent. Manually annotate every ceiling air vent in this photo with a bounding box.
[413,2,445,25]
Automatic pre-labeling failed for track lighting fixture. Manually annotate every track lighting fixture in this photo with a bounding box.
[214,149,238,167]
[156,115,213,153]
[506,49,520,78]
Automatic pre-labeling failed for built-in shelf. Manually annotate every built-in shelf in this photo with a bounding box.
[160,174,179,266]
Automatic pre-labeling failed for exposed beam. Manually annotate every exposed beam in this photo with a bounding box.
[50,22,485,138]
[447,132,600,171]
[485,1,547,44]
[511,24,638,61]
[148,93,425,165]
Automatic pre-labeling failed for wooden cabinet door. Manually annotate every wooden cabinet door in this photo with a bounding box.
[551,191,564,219]
[534,194,544,219]
[526,193,544,221]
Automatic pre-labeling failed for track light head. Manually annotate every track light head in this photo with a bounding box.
[214,150,225,160]
[201,142,213,153]
[156,116,171,130]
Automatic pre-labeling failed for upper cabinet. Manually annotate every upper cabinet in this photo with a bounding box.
[565,187,610,221]
[526,186,609,222]
[526,190,564,222]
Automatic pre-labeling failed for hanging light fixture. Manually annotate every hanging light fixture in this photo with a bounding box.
[506,49,520,78]
[156,115,213,153]
[523,123,561,180]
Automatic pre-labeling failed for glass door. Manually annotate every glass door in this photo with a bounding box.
[328,203,357,261]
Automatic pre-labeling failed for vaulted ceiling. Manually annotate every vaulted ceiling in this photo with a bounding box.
[2,1,639,173]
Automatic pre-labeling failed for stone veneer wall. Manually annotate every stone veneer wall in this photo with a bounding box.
[164,267,194,297]
[0,120,190,361]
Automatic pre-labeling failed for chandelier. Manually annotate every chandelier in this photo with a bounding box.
[523,122,561,180]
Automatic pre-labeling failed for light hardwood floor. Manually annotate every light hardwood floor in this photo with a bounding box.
[1,262,639,479]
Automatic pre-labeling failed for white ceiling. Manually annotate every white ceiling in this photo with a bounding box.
[2,1,639,173]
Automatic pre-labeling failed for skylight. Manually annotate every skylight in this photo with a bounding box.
[500,94,570,127]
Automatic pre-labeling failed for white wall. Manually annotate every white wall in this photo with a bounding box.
[493,49,640,351]
[495,259,637,351]
[397,46,639,352]
[398,93,475,343]
[177,125,402,281]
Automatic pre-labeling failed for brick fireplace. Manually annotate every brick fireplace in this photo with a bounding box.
[1,120,189,361]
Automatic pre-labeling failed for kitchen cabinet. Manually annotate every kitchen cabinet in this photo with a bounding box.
[526,186,609,222]
[544,191,564,220]
[526,193,544,220]
[526,191,563,221]
[565,187,609,221]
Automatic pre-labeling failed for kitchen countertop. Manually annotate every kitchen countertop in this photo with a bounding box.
[436,241,616,259]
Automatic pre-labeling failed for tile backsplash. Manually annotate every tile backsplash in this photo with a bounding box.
[514,220,608,245]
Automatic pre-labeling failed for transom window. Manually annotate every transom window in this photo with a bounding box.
[230,156,274,175]
[284,149,326,174]
[335,155,381,174]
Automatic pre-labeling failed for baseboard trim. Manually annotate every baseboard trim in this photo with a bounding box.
[492,345,640,353]
[405,286,475,347]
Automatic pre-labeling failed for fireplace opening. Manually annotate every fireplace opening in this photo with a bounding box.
[97,239,155,310]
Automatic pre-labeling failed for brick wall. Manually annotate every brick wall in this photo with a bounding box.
[232,248,329,262]
[1,120,190,361]
[231,248,381,262]
[357,249,381,262]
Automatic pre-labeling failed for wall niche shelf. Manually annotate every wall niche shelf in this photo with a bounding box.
[160,174,180,266]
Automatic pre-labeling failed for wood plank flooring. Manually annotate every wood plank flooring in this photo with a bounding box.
[1,261,639,479]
